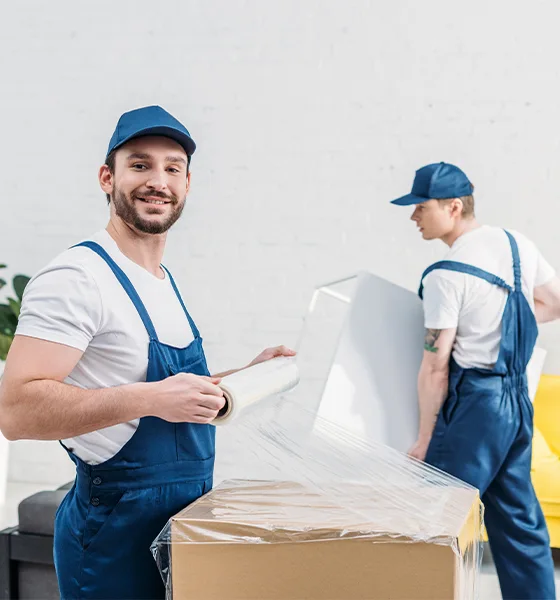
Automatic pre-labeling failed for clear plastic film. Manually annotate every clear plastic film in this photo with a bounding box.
[152,277,484,599]
[152,360,483,599]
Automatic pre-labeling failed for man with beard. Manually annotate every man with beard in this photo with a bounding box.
[0,105,295,599]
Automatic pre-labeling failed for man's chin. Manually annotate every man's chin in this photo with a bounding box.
[119,212,173,235]
[132,218,173,235]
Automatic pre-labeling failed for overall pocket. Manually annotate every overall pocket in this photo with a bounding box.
[168,356,205,376]
[442,393,459,425]
[82,489,128,550]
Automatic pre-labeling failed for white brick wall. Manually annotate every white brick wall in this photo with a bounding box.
[3,0,560,485]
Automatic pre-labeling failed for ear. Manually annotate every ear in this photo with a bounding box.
[99,164,114,196]
[450,198,463,217]
[185,171,192,195]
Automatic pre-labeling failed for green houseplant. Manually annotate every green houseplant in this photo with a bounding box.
[0,264,31,361]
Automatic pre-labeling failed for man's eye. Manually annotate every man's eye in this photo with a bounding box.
[167,167,179,173]
[132,164,147,170]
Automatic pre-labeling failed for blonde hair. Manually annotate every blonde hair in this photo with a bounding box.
[439,195,475,218]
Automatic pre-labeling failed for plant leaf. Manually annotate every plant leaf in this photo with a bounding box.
[8,297,20,318]
[0,333,12,361]
[0,304,18,335]
[0,278,6,290]
[13,275,30,301]
[0,264,6,270]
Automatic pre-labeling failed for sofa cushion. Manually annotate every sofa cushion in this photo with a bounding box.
[532,427,560,519]
[18,485,72,536]
[534,375,560,456]
[57,481,74,492]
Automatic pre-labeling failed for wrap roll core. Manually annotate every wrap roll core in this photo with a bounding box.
[213,357,300,426]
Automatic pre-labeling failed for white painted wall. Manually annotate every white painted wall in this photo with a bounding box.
[2,0,560,486]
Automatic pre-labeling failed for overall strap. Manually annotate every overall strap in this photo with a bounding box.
[72,241,159,341]
[161,265,200,339]
[504,230,522,292]
[418,260,513,299]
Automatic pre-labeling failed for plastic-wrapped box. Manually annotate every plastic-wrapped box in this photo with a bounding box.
[158,479,481,600]
[152,393,483,599]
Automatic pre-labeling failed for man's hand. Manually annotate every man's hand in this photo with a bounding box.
[148,373,225,424]
[408,437,431,462]
[248,345,297,368]
[212,345,297,379]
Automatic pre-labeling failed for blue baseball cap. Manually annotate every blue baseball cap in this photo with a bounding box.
[391,162,473,206]
[106,105,196,159]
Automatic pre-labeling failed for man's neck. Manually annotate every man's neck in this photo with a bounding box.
[106,218,167,279]
[441,218,481,248]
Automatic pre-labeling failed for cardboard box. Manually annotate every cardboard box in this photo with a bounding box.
[169,479,481,600]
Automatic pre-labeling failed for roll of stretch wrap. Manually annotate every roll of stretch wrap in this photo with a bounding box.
[213,357,300,426]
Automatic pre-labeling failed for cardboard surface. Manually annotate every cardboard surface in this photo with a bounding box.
[172,538,456,600]
[169,479,481,600]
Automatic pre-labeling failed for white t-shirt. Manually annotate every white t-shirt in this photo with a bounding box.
[422,225,555,369]
[16,229,196,464]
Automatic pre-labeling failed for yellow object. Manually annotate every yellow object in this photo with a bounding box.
[481,374,560,547]
[534,374,560,457]
[532,374,560,548]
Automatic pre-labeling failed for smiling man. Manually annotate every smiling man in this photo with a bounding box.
[0,105,295,599]
[391,162,560,600]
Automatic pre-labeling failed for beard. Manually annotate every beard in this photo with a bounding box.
[111,186,186,234]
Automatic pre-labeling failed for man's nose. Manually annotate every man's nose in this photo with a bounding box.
[146,170,168,191]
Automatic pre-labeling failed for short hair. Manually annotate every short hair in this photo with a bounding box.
[105,150,116,205]
[438,195,475,218]
[103,148,192,204]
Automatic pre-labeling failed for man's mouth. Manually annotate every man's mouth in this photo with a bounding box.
[136,196,170,206]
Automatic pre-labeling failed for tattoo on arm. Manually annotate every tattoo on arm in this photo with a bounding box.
[424,329,441,353]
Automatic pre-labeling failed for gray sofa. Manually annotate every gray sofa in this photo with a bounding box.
[0,482,72,600]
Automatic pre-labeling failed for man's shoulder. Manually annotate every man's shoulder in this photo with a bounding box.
[504,227,538,251]
[17,233,108,349]
[478,226,540,262]
[446,225,532,261]
[473,225,535,248]
[29,231,109,288]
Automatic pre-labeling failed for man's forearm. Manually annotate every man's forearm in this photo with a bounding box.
[534,299,560,324]
[417,367,449,441]
[0,379,152,441]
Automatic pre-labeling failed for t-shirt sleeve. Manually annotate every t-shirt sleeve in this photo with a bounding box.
[534,249,556,287]
[15,263,103,351]
[422,272,462,330]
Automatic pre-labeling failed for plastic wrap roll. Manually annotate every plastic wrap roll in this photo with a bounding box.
[213,356,300,426]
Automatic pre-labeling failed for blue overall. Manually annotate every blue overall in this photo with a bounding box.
[419,230,556,600]
[54,241,215,599]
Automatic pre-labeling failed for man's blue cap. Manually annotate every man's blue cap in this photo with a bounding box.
[106,105,196,159]
[391,162,473,206]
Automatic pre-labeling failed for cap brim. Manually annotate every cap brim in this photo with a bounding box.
[390,193,430,206]
[109,126,196,158]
